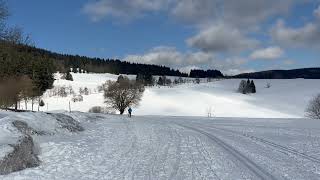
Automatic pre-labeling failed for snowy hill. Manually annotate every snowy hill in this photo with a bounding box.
[0,111,319,179]
[30,73,320,118]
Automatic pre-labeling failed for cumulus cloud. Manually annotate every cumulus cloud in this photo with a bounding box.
[124,46,249,74]
[250,46,284,60]
[314,5,320,18]
[187,24,258,53]
[271,19,320,48]
[124,46,213,68]
[83,0,299,27]
[82,0,170,22]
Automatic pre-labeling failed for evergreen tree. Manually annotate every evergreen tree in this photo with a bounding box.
[65,71,73,81]
[157,77,164,86]
[245,79,252,93]
[39,99,45,107]
[250,80,256,93]
[238,80,247,94]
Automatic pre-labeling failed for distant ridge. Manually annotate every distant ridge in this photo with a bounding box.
[232,68,320,79]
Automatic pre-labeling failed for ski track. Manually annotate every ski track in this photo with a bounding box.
[2,114,320,180]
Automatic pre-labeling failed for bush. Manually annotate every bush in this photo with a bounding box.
[71,95,83,103]
[39,100,45,107]
[89,106,103,113]
[88,106,116,114]
[65,71,73,81]
[305,94,320,119]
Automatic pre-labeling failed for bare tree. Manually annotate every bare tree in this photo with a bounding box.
[305,94,320,119]
[0,76,34,111]
[0,1,32,45]
[104,76,144,115]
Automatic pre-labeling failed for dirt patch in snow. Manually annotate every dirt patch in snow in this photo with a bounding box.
[12,121,49,136]
[49,113,84,132]
[0,135,40,175]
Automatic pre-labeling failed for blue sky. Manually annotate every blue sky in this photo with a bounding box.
[6,0,320,74]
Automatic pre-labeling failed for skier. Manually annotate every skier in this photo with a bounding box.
[128,107,132,118]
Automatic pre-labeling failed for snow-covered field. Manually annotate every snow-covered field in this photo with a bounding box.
[33,73,320,118]
[1,112,320,179]
[2,73,320,179]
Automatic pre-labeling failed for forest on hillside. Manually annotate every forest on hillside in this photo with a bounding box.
[233,68,320,79]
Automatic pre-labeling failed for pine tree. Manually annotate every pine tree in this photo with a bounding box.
[65,71,73,81]
[157,77,164,86]
[238,80,247,94]
[245,79,252,93]
[250,80,256,93]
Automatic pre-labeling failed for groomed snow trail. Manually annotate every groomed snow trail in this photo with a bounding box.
[3,114,320,180]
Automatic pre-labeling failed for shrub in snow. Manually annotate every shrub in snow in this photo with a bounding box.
[305,94,320,119]
[195,78,200,84]
[58,86,68,97]
[83,87,89,95]
[104,76,144,114]
[65,71,73,81]
[79,87,90,95]
[237,79,256,94]
[89,106,104,113]
[165,78,172,86]
[39,100,45,107]
[71,95,83,103]
[265,82,271,88]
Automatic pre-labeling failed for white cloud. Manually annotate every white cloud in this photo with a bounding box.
[124,46,214,68]
[187,24,258,53]
[83,0,300,27]
[271,19,320,48]
[314,5,320,18]
[170,0,298,28]
[250,46,284,60]
[124,46,249,74]
[82,0,170,22]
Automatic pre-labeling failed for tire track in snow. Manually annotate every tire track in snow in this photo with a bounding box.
[205,126,320,164]
[194,137,221,180]
[168,129,182,179]
[175,123,277,180]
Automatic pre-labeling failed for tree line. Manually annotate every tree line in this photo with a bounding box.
[232,68,320,79]
[189,69,223,78]
[0,1,54,110]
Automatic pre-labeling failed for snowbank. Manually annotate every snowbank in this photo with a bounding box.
[0,111,84,175]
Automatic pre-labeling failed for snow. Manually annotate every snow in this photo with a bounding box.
[28,73,320,118]
[2,73,320,178]
[1,112,320,179]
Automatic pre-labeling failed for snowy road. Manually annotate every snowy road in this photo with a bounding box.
[3,114,320,179]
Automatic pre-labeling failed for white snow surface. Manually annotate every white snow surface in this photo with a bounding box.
[31,73,320,118]
[1,112,320,179]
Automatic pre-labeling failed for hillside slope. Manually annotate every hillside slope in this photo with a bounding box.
[34,73,320,118]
